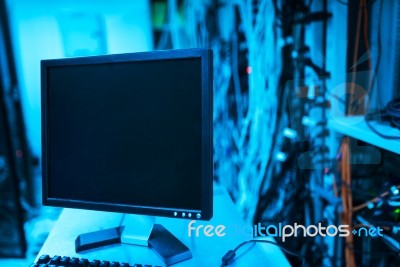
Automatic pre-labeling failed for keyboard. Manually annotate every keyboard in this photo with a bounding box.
[31,254,162,267]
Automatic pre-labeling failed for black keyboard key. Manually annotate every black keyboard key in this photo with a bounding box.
[89,259,101,267]
[100,260,110,267]
[69,257,79,266]
[78,258,89,266]
[109,262,120,267]
[50,255,61,265]
[59,256,70,266]
[120,263,130,267]
[133,264,142,267]
[38,254,51,264]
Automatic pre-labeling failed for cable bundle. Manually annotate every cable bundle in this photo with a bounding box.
[366,98,400,139]
[386,98,400,129]
[338,137,356,267]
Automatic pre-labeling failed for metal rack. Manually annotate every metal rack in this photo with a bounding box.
[0,0,34,258]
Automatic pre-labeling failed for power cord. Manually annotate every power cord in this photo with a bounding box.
[220,239,304,266]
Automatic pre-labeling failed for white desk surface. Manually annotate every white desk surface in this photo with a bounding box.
[36,188,290,266]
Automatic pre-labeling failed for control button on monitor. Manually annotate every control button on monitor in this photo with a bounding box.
[196,213,201,219]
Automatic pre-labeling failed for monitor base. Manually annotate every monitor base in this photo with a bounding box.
[75,224,192,266]
[148,224,192,266]
[75,226,122,253]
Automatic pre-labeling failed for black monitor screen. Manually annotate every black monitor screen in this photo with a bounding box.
[42,49,213,220]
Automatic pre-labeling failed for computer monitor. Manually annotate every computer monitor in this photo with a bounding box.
[41,48,213,265]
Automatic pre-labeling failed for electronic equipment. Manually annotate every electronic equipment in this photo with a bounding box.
[41,48,213,265]
[0,0,32,257]
[31,254,161,267]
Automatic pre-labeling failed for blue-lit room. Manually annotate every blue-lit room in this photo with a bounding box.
[0,0,399,266]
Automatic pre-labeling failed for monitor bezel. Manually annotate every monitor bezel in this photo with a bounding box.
[41,48,213,220]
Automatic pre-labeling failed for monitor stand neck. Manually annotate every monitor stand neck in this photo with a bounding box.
[120,214,155,246]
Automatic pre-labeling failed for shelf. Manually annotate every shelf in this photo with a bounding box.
[328,116,400,155]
